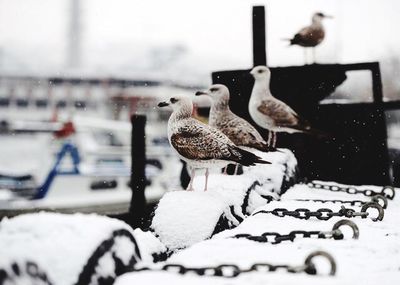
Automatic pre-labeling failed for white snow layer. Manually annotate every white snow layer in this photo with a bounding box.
[117,182,400,285]
[151,149,297,250]
[133,228,167,264]
[0,212,143,285]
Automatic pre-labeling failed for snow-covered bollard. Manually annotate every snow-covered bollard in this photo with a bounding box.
[0,213,144,285]
[151,149,298,251]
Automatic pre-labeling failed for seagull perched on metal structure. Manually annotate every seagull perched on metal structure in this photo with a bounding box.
[158,96,270,191]
[285,12,333,63]
[249,66,320,147]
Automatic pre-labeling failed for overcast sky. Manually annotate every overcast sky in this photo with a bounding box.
[0,0,400,84]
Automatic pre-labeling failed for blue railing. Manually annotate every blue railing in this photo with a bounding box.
[33,143,80,199]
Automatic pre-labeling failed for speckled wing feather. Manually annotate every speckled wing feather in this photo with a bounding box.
[298,26,313,37]
[170,123,241,161]
[258,98,311,131]
[216,114,269,151]
[292,26,324,47]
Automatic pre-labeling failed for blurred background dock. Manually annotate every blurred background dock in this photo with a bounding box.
[1,0,400,218]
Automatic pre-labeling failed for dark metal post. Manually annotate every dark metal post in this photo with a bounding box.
[130,115,147,228]
[370,62,390,184]
[252,6,267,66]
[371,62,383,104]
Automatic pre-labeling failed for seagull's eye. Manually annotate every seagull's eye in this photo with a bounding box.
[258,70,263,74]
[170,98,178,104]
[210,88,218,92]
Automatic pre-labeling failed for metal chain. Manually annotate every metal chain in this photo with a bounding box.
[253,202,384,222]
[305,180,395,200]
[294,194,388,209]
[132,251,336,277]
[230,219,359,244]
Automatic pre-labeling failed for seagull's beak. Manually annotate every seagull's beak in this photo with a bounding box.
[157,101,169,108]
[324,15,333,19]
[195,91,208,96]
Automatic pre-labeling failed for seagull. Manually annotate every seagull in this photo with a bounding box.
[158,96,270,191]
[285,12,333,63]
[195,84,276,153]
[249,66,317,147]
[196,84,277,174]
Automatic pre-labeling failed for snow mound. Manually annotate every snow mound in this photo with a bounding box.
[0,212,142,285]
[151,149,298,251]
[119,183,400,285]
[151,191,226,250]
[133,229,167,264]
[240,148,298,195]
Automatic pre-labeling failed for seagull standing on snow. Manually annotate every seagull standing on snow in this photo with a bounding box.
[196,84,277,174]
[158,96,270,191]
[286,12,333,63]
[195,84,276,153]
[249,66,315,147]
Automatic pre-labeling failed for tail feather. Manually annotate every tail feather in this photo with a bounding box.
[293,115,332,138]
[232,147,271,166]
[281,38,295,46]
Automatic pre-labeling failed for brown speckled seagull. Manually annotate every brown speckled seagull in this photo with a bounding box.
[196,84,278,174]
[158,96,270,191]
[249,66,315,147]
[195,84,277,153]
[286,12,333,62]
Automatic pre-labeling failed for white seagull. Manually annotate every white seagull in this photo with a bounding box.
[158,96,270,191]
[286,12,333,62]
[249,66,316,147]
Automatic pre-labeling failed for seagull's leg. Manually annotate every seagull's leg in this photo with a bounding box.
[234,163,239,175]
[187,168,195,191]
[270,131,274,148]
[222,167,227,175]
[204,168,209,191]
[271,132,274,148]
[272,132,277,148]
[267,131,272,147]
[312,48,316,64]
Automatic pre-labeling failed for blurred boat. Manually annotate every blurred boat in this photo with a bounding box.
[0,116,180,218]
